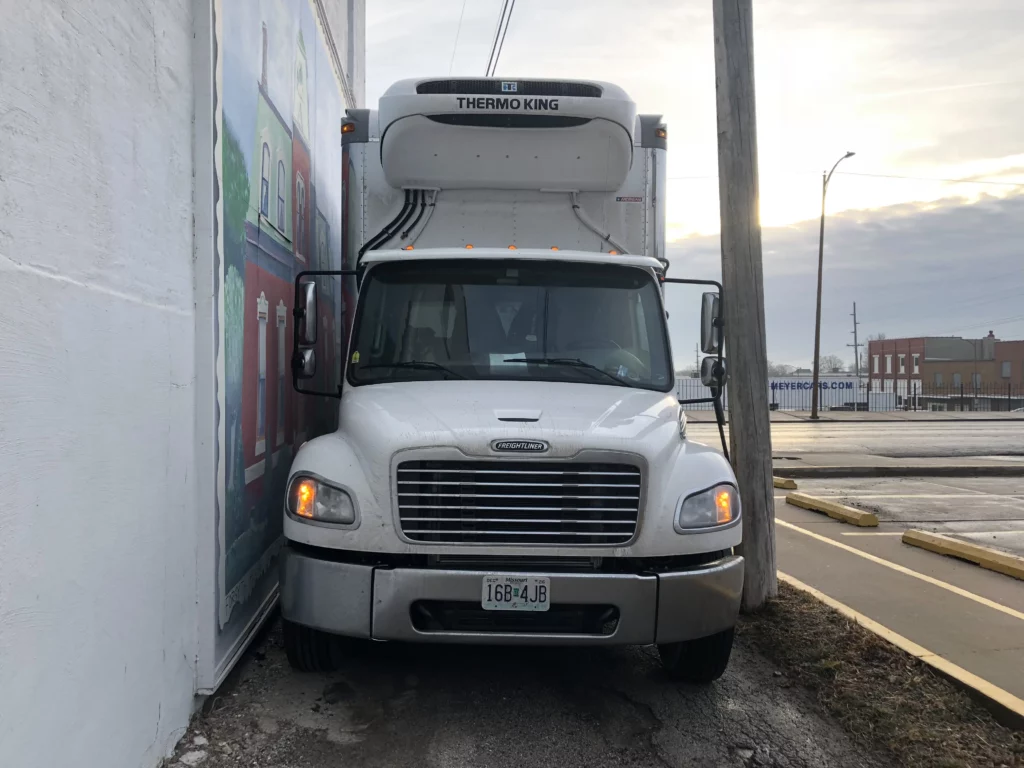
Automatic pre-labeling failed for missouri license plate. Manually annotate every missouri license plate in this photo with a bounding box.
[481,575,550,612]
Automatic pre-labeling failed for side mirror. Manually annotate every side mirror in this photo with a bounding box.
[700,292,721,354]
[292,348,316,380]
[297,280,318,345]
[701,356,727,388]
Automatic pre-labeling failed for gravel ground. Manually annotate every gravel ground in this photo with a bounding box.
[741,583,1023,768]
[168,619,892,768]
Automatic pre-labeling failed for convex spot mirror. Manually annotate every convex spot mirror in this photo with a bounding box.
[701,356,727,388]
[700,292,721,354]
[293,348,316,380]
[297,280,318,346]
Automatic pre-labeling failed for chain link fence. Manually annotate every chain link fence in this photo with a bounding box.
[676,377,1024,412]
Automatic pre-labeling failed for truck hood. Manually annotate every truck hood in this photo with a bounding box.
[336,379,684,464]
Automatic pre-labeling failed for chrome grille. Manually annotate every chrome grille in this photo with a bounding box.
[396,460,642,545]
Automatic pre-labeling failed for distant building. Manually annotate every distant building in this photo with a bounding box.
[868,332,1024,410]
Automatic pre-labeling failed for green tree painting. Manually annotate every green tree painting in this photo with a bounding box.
[222,119,249,580]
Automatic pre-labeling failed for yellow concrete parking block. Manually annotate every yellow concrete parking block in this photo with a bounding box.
[902,529,1024,582]
[785,492,879,527]
[773,476,798,490]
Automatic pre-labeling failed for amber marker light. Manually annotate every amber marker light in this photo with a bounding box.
[716,488,733,524]
[295,479,316,519]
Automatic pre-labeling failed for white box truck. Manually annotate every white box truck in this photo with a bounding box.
[280,78,741,682]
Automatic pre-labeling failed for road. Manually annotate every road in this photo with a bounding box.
[688,421,1024,459]
[188,623,892,768]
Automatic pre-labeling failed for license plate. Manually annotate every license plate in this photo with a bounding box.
[481,575,550,612]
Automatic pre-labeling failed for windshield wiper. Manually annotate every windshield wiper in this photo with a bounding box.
[356,361,466,379]
[503,357,638,388]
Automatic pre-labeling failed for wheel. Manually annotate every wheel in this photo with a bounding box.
[658,627,734,683]
[282,619,344,673]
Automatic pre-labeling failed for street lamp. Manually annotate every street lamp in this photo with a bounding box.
[810,151,856,420]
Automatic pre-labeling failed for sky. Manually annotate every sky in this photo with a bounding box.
[365,0,1024,367]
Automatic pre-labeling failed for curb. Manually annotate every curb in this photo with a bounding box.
[686,415,1024,424]
[778,571,1024,731]
[902,530,1024,581]
[785,492,878,526]
[773,476,798,490]
[774,465,1024,479]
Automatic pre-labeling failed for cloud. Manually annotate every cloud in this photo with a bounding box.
[665,192,1024,367]
[360,0,1024,368]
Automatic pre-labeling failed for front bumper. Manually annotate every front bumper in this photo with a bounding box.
[281,545,744,646]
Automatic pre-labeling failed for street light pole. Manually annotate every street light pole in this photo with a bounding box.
[809,151,855,420]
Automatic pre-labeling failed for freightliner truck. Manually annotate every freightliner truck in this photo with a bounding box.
[280,78,740,682]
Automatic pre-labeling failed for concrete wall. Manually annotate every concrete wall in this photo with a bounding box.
[0,1,199,766]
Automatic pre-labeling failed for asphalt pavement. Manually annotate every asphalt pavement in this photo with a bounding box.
[185,621,893,768]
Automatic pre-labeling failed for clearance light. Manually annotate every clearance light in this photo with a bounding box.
[465,244,474,249]
[403,245,414,250]
[609,249,618,255]
[508,245,518,250]
[656,127,667,139]
[341,122,356,134]
[551,246,559,251]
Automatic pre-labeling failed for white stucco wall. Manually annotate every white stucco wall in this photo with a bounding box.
[0,2,199,766]
[322,0,367,106]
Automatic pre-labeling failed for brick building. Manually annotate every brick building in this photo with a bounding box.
[868,333,1024,410]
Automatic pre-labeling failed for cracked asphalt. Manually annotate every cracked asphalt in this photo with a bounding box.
[180,619,892,768]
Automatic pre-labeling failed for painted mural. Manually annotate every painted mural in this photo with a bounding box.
[217,0,351,653]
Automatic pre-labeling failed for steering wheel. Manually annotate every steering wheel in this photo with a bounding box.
[564,338,623,352]
[562,339,650,380]
[605,348,651,380]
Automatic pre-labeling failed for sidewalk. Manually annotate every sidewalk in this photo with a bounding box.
[685,409,1024,423]
[773,452,1024,478]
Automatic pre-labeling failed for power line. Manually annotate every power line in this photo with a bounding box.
[666,171,1024,186]
[486,0,516,77]
[484,0,509,77]
[929,314,1024,336]
[834,171,1024,187]
[448,0,468,76]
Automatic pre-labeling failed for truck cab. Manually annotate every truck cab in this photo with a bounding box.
[280,78,742,682]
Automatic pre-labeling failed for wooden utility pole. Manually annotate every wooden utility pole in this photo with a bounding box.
[847,302,861,378]
[712,0,776,610]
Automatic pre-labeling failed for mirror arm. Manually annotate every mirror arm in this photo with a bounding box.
[710,387,730,463]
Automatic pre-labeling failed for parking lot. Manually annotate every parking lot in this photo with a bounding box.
[775,475,1024,703]
[783,476,1024,556]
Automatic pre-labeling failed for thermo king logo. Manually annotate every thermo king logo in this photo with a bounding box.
[501,81,518,93]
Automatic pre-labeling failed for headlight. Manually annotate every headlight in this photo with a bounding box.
[675,483,739,532]
[287,475,357,525]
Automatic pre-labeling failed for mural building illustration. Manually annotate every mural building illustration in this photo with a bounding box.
[218,0,352,639]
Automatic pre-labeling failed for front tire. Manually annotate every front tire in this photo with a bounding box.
[282,619,344,673]
[658,627,734,683]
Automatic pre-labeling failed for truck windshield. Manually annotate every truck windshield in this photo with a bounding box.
[347,259,672,392]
